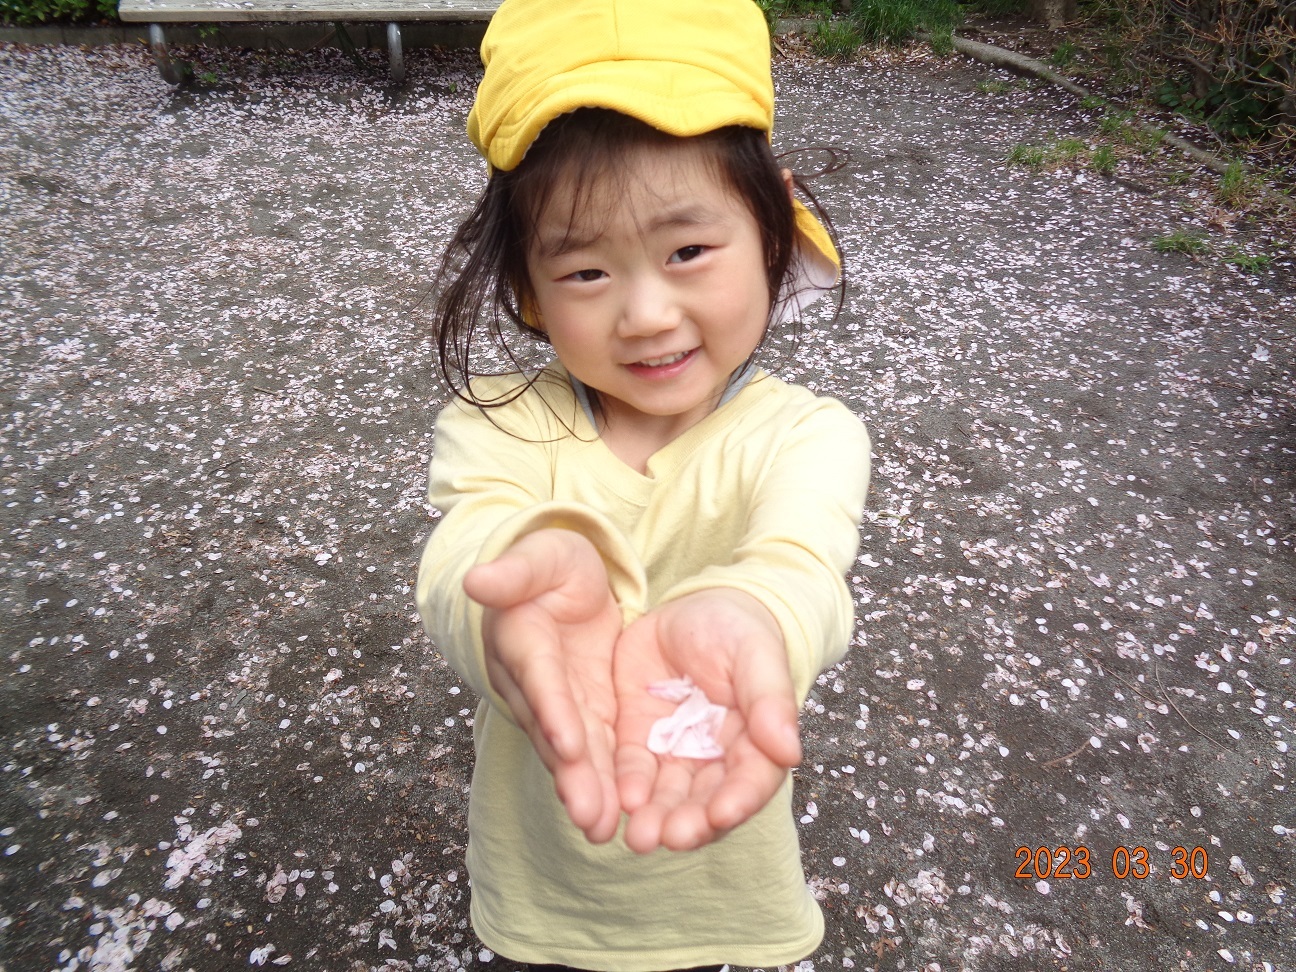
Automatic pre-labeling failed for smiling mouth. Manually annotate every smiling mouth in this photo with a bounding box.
[635,350,691,367]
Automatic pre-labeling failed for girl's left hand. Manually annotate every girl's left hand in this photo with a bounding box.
[612,589,802,854]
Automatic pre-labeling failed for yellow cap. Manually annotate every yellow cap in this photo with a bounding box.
[468,0,840,295]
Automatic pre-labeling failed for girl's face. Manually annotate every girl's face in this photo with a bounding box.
[525,141,774,458]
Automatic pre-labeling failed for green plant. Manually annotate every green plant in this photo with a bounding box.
[1105,0,1294,156]
[977,79,1012,95]
[776,0,967,52]
[1049,40,1077,68]
[1099,111,1164,149]
[1112,124,1165,152]
[810,17,864,59]
[1216,161,1262,207]
[1098,111,1132,137]
[1079,95,1107,110]
[756,0,833,29]
[1054,138,1088,162]
[773,0,834,13]
[1223,248,1272,272]
[198,70,219,84]
[849,0,961,45]
[1152,230,1209,255]
[1099,37,1130,73]
[1007,144,1048,169]
[1008,139,1103,171]
[1091,144,1118,173]
[0,0,114,24]
[755,0,779,32]
[967,0,1028,14]
[1137,126,1165,147]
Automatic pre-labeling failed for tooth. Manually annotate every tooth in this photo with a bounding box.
[641,351,685,367]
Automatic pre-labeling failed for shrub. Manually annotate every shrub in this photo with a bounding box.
[0,0,115,24]
[756,0,834,31]
[811,17,865,58]
[849,0,962,44]
[967,0,1029,14]
[1095,0,1294,159]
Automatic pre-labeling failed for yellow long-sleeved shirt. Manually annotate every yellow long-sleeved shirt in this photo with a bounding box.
[416,366,870,971]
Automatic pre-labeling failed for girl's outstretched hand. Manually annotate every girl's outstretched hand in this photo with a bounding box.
[613,589,802,854]
[463,528,623,844]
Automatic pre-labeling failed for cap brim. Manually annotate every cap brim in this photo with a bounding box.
[778,198,840,321]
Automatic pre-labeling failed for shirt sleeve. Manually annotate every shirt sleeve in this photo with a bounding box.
[415,391,647,716]
[658,397,870,701]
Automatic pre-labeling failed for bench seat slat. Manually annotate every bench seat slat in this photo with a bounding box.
[118,0,500,22]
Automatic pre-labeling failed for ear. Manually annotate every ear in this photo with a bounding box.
[520,291,545,332]
[780,167,795,204]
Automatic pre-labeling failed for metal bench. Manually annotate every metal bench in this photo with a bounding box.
[117,0,500,84]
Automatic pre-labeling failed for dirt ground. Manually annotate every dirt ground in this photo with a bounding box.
[0,35,1292,972]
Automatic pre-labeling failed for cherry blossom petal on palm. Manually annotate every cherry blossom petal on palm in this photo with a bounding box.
[646,677,727,759]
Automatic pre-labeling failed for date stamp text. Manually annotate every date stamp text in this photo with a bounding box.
[1014,845,1209,881]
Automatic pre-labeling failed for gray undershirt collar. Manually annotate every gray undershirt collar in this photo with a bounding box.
[568,360,758,430]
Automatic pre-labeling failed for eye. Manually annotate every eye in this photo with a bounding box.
[565,268,606,282]
[668,245,706,264]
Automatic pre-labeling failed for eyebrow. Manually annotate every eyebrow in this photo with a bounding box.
[535,205,725,260]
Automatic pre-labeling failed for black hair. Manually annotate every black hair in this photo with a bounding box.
[430,108,842,409]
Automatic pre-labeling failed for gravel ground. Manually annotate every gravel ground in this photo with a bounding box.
[1,39,1292,972]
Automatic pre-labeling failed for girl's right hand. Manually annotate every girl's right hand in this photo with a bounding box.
[463,529,623,844]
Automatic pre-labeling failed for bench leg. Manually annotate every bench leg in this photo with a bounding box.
[387,22,405,84]
[148,24,189,86]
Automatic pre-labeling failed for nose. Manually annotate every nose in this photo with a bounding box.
[617,272,682,340]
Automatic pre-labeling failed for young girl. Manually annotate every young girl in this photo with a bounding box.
[416,0,871,967]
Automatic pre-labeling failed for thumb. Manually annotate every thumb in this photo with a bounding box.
[463,550,543,610]
[464,529,602,611]
[462,530,573,609]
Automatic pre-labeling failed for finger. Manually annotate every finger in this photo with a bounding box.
[635,762,705,850]
[624,759,692,854]
[581,712,622,845]
[659,801,715,852]
[553,758,607,838]
[744,694,802,769]
[500,665,616,841]
[732,647,802,769]
[489,666,569,777]
[614,743,659,814]
[486,649,568,772]
[658,760,727,851]
[611,617,668,813]
[484,648,549,752]
[490,607,589,764]
[705,740,789,833]
[503,663,617,842]
[623,800,668,855]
